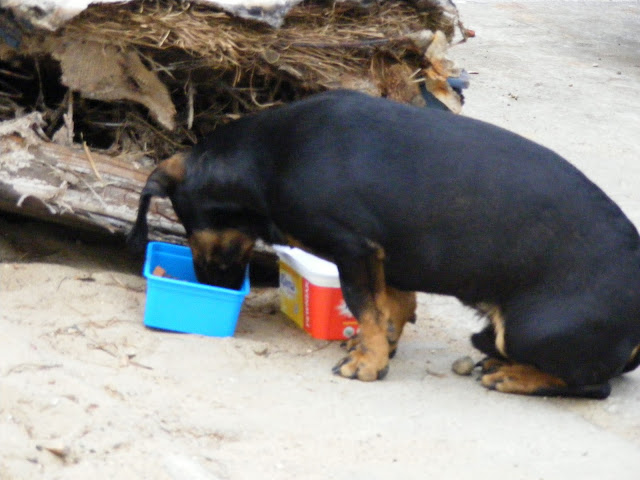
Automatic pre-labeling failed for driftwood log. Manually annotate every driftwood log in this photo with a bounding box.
[0,0,467,244]
[0,113,183,243]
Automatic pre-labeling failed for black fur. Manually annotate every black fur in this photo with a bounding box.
[129,90,640,396]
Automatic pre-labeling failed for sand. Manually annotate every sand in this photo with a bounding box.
[2,2,640,479]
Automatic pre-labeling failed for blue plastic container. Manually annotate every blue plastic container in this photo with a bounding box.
[143,242,250,337]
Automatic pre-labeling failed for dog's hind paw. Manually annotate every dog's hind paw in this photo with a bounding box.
[477,356,510,374]
[477,358,611,399]
[480,362,567,396]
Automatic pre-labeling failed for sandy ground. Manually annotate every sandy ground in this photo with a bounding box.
[2,1,640,479]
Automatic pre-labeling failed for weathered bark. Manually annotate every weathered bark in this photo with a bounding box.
[0,113,184,244]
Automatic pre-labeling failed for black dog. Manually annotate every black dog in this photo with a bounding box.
[129,90,640,398]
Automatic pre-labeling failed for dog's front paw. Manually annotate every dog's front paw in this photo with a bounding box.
[332,351,389,381]
[333,325,390,381]
[342,332,399,359]
[341,335,360,353]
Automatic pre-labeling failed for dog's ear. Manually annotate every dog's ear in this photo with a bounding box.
[127,154,186,253]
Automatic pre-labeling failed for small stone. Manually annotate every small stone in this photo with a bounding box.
[452,356,475,376]
[253,346,269,357]
[43,443,70,460]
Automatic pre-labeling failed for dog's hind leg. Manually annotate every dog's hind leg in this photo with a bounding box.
[386,287,417,358]
[474,298,630,399]
[471,303,509,361]
[343,287,416,359]
[332,241,393,381]
[471,326,507,361]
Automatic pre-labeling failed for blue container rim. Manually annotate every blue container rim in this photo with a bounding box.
[143,241,250,296]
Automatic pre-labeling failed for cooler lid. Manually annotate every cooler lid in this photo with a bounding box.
[273,246,341,288]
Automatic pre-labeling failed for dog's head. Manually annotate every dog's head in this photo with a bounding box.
[127,151,258,290]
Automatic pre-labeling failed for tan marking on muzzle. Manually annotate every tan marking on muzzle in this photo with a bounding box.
[188,229,255,265]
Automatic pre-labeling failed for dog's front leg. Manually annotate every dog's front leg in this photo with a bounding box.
[332,242,391,381]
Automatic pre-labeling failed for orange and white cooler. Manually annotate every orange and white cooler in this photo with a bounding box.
[274,246,359,340]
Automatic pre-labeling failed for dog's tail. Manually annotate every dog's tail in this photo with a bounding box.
[126,153,187,253]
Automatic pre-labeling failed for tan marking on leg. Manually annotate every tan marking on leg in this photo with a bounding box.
[386,287,417,354]
[477,302,507,358]
[625,343,640,372]
[284,234,309,250]
[346,287,416,355]
[366,239,386,261]
[335,242,392,381]
[158,152,186,183]
[336,308,390,381]
[481,363,567,395]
